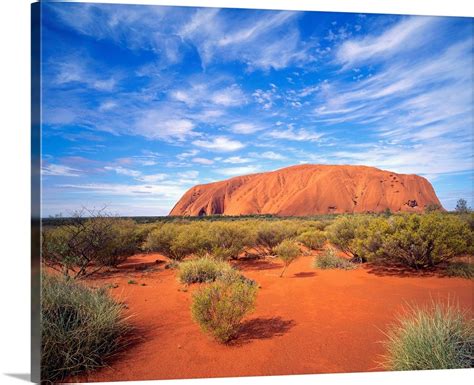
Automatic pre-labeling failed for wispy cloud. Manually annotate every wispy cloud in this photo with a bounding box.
[216,165,260,176]
[335,17,438,67]
[230,123,263,134]
[42,164,81,177]
[268,128,323,142]
[193,136,245,152]
[222,156,252,164]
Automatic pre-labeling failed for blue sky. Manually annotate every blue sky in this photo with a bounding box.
[40,3,473,216]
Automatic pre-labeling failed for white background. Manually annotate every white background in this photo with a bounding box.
[0,1,472,384]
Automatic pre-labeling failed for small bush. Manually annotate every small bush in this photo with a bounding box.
[255,221,298,255]
[445,262,474,279]
[191,280,257,343]
[145,223,188,260]
[273,239,301,277]
[209,222,256,260]
[297,230,326,250]
[314,248,356,270]
[383,301,474,370]
[42,211,141,278]
[326,215,369,262]
[178,258,233,284]
[41,273,131,382]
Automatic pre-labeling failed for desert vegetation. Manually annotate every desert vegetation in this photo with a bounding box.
[41,273,131,382]
[382,301,474,370]
[274,239,301,277]
[42,209,143,278]
[178,257,234,284]
[40,208,474,381]
[191,279,258,343]
[313,247,357,270]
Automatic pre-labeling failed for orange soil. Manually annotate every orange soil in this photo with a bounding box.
[72,253,473,383]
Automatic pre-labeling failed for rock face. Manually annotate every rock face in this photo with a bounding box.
[169,164,443,216]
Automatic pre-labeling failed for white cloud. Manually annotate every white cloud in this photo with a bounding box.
[177,149,199,159]
[193,136,245,152]
[104,166,141,177]
[136,173,168,183]
[171,82,246,108]
[253,87,281,110]
[210,84,247,107]
[42,164,81,177]
[336,17,437,67]
[134,112,196,141]
[216,165,260,177]
[192,157,214,165]
[59,182,186,199]
[54,59,118,92]
[260,151,286,160]
[268,128,323,142]
[230,123,262,134]
[179,170,199,179]
[223,156,252,164]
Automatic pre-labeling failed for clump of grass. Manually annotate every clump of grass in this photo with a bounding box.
[382,301,474,370]
[445,262,474,279]
[41,273,132,383]
[313,247,356,270]
[191,279,257,343]
[127,279,137,285]
[216,268,257,287]
[178,257,233,284]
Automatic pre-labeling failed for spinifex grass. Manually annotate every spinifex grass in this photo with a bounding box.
[382,301,474,370]
[41,274,132,382]
[178,257,234,284]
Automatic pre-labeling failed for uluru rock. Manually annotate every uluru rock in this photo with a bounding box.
[169,164,443,216]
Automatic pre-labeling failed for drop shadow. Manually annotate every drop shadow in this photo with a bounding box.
[232,317,295,346]
[3,373,30,382]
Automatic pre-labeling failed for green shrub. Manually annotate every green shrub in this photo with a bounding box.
[41,273,131,382]
[273,239,301,277]
[445,262,474,279]
[297,230,326,250]
[144,223,187,260]
[255,221,298,255]
[42,214,140,278]
[216,268,257,287]
[363,213,471,269]
[191,279,257,343]
[383,301,474,370]
[326,215,369,262]
[171,223,214,258]
[209,222,256,260]
[313,247,357,270]
[178,257,233,284]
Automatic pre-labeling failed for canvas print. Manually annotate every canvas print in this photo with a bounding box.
[32,1,474,383]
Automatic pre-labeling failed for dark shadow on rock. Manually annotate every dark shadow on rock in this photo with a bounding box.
[364,263,439,278]
[4,373,30,382]
[232,317,295,345]
[293,271,317,278]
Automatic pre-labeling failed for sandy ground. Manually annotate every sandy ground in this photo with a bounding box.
[71,253,473,382]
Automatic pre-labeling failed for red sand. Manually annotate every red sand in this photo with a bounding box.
[73,253,473,383]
